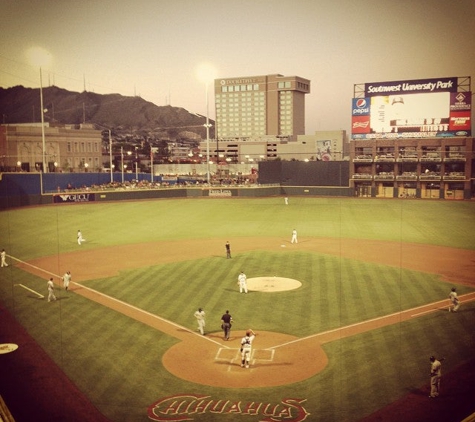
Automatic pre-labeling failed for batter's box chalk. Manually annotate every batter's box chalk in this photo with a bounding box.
[215,348,240,360]
[253,349,275,362]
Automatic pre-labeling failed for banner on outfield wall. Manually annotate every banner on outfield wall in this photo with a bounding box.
[208,189,233,197]
[351,77,471,139]
[53,193,96,203]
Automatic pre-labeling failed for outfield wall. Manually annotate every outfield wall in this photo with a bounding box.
[0,173,353,209]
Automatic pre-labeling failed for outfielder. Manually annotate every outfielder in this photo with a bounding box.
[240,329,257,368]
[77,230,84,245]
[448,288,460,312]
[238,271,248,293]
[194,307,206,335]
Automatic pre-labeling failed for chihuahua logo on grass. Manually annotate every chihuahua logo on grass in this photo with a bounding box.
[148,394,310,421]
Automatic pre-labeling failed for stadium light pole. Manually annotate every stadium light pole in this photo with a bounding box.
[135,146,138,180]
[28,47,52,175]
[109,130,113,183]
[204,88,212,184]
[39,66,47,173]
[121,146,124,184]
[196,63,217,184]
[27,47,51,173]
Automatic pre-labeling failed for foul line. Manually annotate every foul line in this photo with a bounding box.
[268,293,475,350]
[73,281,230,348]
[15,284,44,298]
[9,256,59,279]
[10,255,228,349]
[10,254,475,352]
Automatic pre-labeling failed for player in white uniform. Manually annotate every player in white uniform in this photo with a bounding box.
[240,329,257,368]
[194,308,206,335]
[1,249,8,267]
[429,356,443,397]
[62,271,72,291]
[238,271,248,293]
[47,278,57,302]
[448,288,460,312]
[291,229,298,244]
[77,230,84,245]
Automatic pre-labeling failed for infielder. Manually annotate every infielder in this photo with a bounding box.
[47,278,57,302]
[194,307,206,335]
[240,329,257,368]
[238,271,248,293]
[448,288,460,312]
[62,271,72,291]
[291,229,298,244]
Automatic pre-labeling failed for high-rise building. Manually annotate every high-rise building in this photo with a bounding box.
[214,74,310,140]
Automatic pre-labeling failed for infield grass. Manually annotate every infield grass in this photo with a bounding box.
[1,197,474,422]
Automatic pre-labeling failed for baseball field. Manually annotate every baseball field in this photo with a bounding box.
[1,196,475,422]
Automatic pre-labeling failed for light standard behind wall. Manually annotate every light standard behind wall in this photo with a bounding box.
[196,63,217,185]
[39,66,46,173]
[28,47,52,174]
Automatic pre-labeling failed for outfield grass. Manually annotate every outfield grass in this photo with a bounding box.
[1,197,474,422]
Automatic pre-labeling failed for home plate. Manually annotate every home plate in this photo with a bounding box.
[246,277,301,292]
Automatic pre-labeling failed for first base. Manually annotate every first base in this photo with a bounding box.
[281,244,286,247]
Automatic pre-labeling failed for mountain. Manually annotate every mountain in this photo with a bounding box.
[0,85,214,140]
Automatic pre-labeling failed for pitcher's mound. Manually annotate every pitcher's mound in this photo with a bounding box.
[247,276,301,292]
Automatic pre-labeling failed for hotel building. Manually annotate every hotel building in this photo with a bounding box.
[214,74,310,140]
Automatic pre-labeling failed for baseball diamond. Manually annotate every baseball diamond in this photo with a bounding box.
[1,198,475,422]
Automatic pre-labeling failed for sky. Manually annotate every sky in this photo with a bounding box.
[1,0,474,135]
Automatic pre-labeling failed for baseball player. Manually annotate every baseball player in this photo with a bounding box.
[238,271,248,293]
[62,271,72,291]
[448,288,460,312]
[291,229,298,244]
[47,277,57,302]
[240,329,257,368]
[429,356,444,398]
[194,307,206,335]
[1,249,8,267]
[77,230,84,245]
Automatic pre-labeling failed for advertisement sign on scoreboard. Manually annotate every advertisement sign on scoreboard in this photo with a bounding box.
[351,77,471,139]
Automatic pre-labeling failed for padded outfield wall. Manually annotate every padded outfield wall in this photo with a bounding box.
[0,162,352,209]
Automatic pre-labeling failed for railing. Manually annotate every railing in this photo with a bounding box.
[353,155,373,162]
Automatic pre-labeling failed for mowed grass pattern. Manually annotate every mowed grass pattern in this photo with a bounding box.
[1,197,475,422]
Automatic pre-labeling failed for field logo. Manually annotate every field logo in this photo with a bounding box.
[148,394,310,421]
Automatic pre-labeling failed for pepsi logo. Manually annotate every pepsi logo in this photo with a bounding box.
[356,99,367,108]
